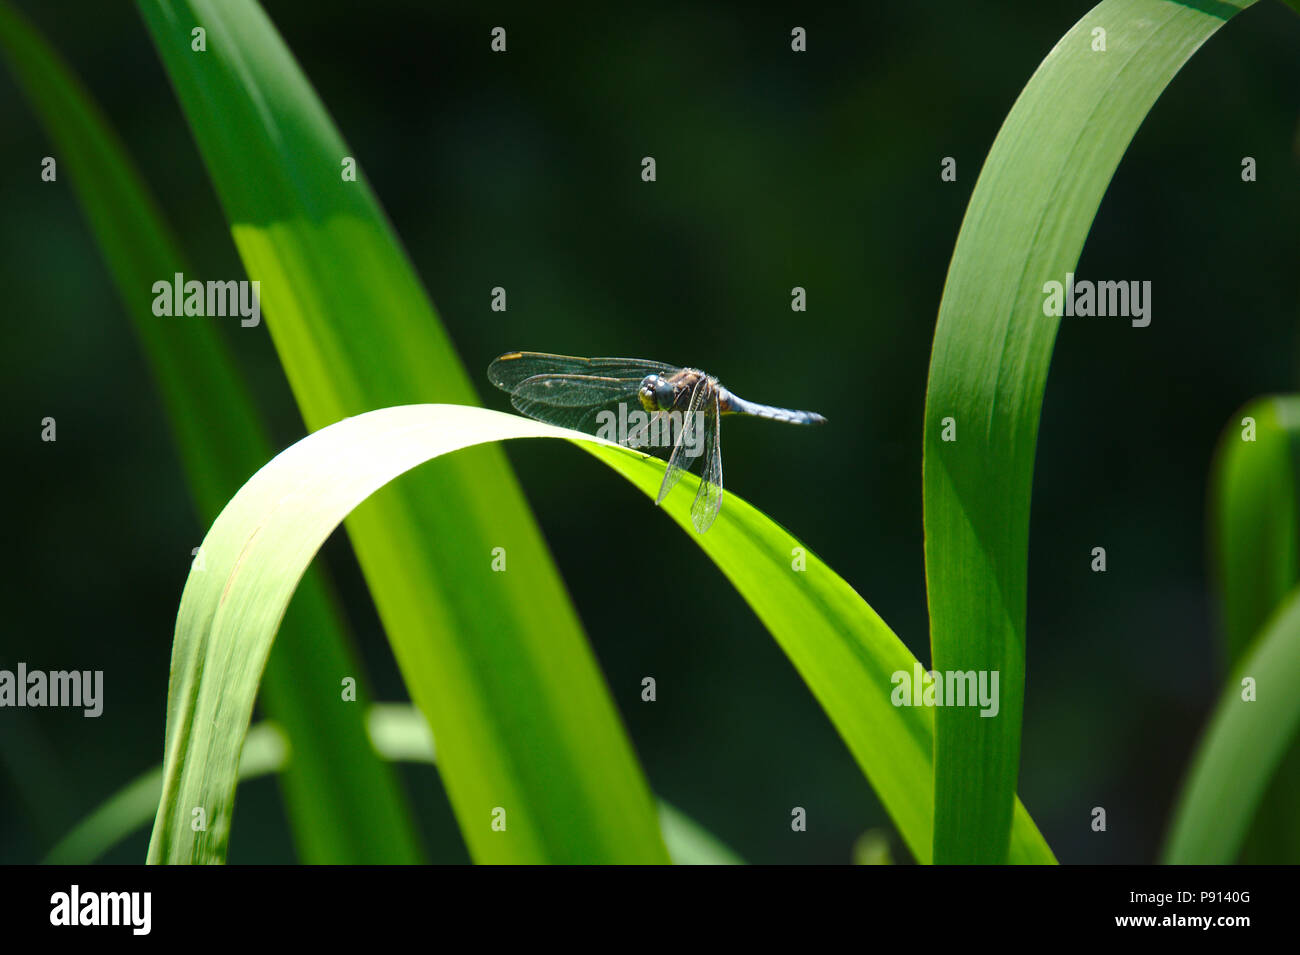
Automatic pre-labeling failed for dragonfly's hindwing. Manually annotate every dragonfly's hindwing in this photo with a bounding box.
[690,389,724,533]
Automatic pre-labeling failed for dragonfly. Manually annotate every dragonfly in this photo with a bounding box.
[488,351,826,533]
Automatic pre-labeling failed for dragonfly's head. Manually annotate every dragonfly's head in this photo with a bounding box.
[638,375,676,413]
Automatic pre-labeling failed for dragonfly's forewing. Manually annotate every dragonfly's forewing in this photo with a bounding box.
[490,353,684,436]
[690,390,724,533]
[655,377,709,505]
[488,352,679,391]
[510,373,638,407]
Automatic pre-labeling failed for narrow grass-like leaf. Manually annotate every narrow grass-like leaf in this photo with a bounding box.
[50,705,740,865]
[852,831,893,866]
[149,404,1055,864]
[923,0,1256,862]
[44,724,285,866]
[0,0,420,863]
[135,0,667,864]
[365,707,746,865]
[1163,585,1300,863]
[1207,396,1300,861]
[655,805,744,866]
[1211,397,1300,665]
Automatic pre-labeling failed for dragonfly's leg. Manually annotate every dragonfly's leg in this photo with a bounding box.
[632,409,681,451]
[625,409,657,448]
[655,380,707,505]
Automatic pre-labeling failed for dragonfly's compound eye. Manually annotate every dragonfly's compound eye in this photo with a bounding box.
[639,374,681,413]
[638,378,658,413]
[639,375,674,413]
[654,378,677,410]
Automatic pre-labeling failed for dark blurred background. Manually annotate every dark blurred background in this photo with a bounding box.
[1,0,1297,864]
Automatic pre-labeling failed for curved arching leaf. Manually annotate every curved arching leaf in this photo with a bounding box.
[1164,586,1300,863]
[923,0,1259,862]
[149,404,1055,864]
[1202,396,1300,861]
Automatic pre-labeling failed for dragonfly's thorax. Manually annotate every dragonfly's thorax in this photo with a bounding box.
[638,370,714,413]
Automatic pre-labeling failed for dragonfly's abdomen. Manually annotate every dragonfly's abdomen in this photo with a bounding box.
[721,389,826,425]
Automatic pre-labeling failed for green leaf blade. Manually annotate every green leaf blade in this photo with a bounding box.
[1204,396,1300,862]
[0,0,422,864]
[1164,586,1300,863]
[923,0,1255,863]
[1212,397,1300,664]
[148,404,1054,865]
[135,0,668,864]
[53,704,745,866]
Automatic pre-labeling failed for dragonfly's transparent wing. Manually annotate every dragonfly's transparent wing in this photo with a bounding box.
[690,390,724,533]
[510,373,636,407]
[489,353,685,437]
[488,352,680,391]
[655,377,709,505]
[507,373,644,434]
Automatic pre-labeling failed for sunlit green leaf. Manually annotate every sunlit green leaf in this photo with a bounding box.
[0,0,420,863]
[1164,586,1300,863]
[148,403,1054,864]
[923,0,1255,862]
[49,704,742,866]
[136,0,666,864]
